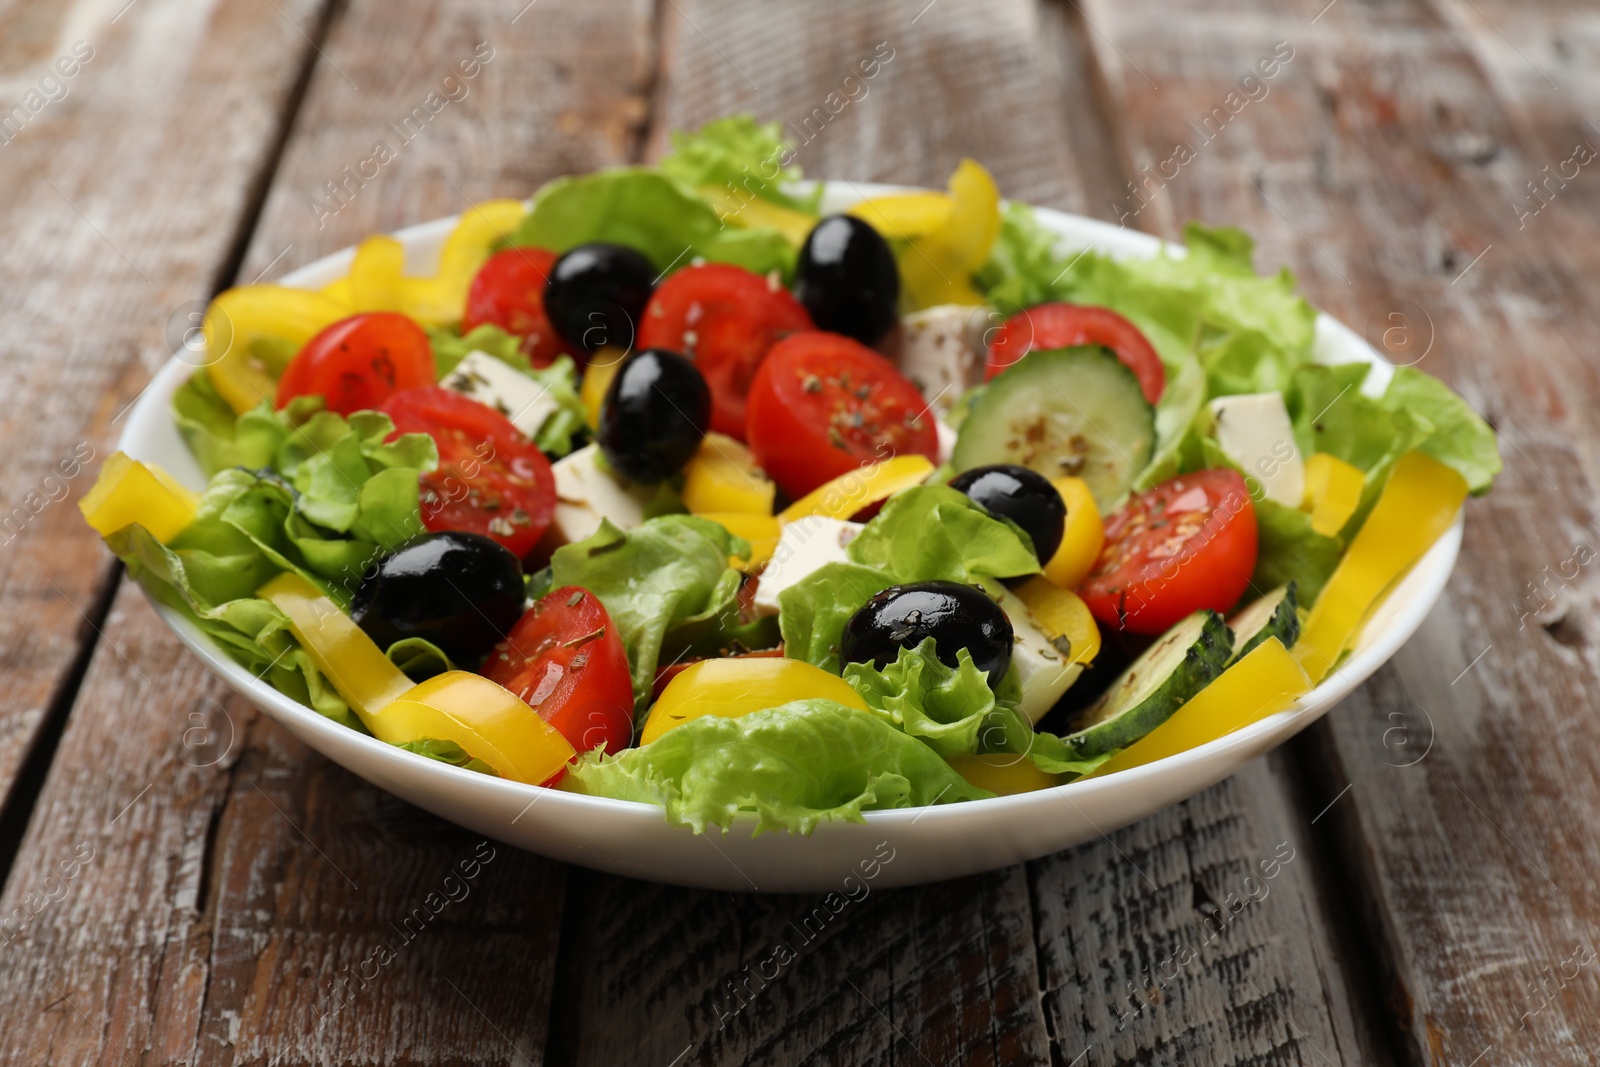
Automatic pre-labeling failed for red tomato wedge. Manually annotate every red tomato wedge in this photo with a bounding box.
[463,247,574,368]
[276,312,436,415]
[482,586,636,756]
[745,331,939,499]
[985,303,1165,403]
[636,263,814,440]
[1081,468,1258,634]
[380,386,556,561]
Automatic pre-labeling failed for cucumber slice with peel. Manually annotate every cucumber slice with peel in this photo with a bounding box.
[1059,610,1233,759]
[1227,582,1299,663]
[951,346,1155,513]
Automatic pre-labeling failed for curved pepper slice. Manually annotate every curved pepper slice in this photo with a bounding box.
[682,433,776,515]
[397,198,527,325]
[1090,637,1310,777]
[580,347,628,427]
[1295,451,1468,683]
[847,190,953,240]
[79,452,199,543]
[259,573,574,783]
[947,753,1059,796]
[204,285,350,414]
[258,572,416,726]
[777,454,933,524]
[1012,575,1100,666]
[1302,452,1365,537]
[697,185,817,246]
[1042,476,1105,591]
[347,235,407,313]
[898,159,1001,309]
[698,511,781,573]
[640,658,866,745]
[377,671,575,785]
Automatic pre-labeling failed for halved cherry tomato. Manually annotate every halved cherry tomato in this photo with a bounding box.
[275,312,436,415]
[462,247,574,368]
[482,586,635,756]
[985,303,1165,404]
[380,386,556,561]
[636,263,814,440]
[1081,468,1257,634]
[745,331,939,499]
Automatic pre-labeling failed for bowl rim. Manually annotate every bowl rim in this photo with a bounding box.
[117,181,1460,833]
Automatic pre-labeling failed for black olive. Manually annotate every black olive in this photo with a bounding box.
[597,348,711,482]
[948,464,1066,563]
[351,531,524,664]
[794,215,900,345]
[841,580,1013,685]
[544,242,656,353]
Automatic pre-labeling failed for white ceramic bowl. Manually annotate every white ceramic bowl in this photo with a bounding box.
[119,184,1459,891]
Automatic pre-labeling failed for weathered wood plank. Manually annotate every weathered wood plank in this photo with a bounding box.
[0,0,654,1063]
[1078,0,1600,1062]
[557,2,1385,1065]
[0,0,329,815]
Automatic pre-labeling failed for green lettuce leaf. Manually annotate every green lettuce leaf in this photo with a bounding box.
[657,114,813,211]
[1382,366,1501,494]
[426,323,587,456]
[844,485,1040,581]
[511,169,795,281]
[550,516,749,707]
[561,698,991,835]
[397,739,498,776]
[172,373,323,479]
[845,639,1109,776]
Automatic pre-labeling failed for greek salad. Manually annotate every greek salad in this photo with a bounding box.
[81,116,1500,834]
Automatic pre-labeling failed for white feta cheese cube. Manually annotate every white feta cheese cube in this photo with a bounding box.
[440,350,560,440]
[997,587,1084,724]
[895,305,988,415]
[543,444,656,548]
[1206,391,1305,507]
[751,517,865,617]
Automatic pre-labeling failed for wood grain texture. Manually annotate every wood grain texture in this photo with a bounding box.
[0,0,329,814]
[0,0,653,1063]
[558,2,1384,1064]
[1075,0,1600,1062]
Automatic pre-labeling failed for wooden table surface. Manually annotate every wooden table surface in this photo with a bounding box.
[0,0,1594,1063]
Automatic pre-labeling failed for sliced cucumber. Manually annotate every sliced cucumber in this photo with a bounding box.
[1059,610,1232,759]
[951,346,1155,513]
[1227,582,1299,663]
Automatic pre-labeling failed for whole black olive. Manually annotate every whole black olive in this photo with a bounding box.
[841,580,1013,685]
[544,242,656,353]
[351,532,524,664]
[794,215,900,345]
[948,464,1067,563]
[597,348,711,483]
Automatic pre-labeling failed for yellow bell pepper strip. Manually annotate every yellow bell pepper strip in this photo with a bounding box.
[259,572,416,727]
[259,573,574,783]
[777,454,934,524]
[1043,476,1105,590]
[681,432,776,515]
[397,198,527,326]
[947,753,1060,796]
[320,276,354,305]
[640,657,867,745]
[79,452,200,543]
[580,347,628,427]
[847,190,953,240]
[698,512,781,573]
[204,285,351,414]
[1090,637,1310,777]
[1302,452,1366,537]
[1012,576,1100,666]
[697,185,817,246]
[898,159,1002,309]
[1295,451,1468,683]
[376,671,575,785]
[347,235,407,312]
